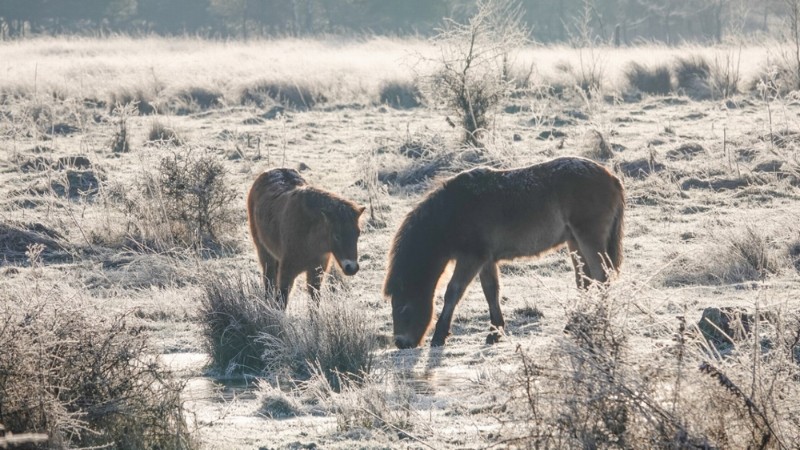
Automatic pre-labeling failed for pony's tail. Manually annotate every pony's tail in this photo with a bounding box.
[606,193,625,273]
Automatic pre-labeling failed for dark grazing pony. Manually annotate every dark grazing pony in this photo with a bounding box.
[384,156,625,348]
[247,168,365,308]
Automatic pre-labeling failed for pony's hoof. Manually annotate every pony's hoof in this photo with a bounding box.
[430,336,447,347]
[485,332,502,345]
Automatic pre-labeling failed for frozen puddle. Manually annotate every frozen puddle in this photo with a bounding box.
[160,352,259,403]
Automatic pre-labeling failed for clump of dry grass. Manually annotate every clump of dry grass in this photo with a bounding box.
[147,120,184,146]
[624,62,672,96]
[168,86,224,115]
[108,86,157,115]
[109,103,133,153]
[674,54,712,100]
[239,79,325,110]
[0,284,195,449]
[664,226,782,286]
[199,272,377,389]
[583,129,614,161]
[199,273,286,374]
[0,222,68,264]
[378,80,422,109]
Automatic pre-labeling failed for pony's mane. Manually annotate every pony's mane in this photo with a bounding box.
[302,186,362,218]
[384,179,461,298]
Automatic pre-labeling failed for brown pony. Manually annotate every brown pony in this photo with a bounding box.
[384,156,625,348]
[247,168,365,307]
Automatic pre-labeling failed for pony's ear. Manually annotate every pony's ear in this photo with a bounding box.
[357,206,366,217]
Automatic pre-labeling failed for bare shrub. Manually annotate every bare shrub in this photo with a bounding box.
[0,285,195,449]
[239,79,325,110]
[155,151,238,247]
[624,62,672,95]
[710,48,742,98]
[425,0,527,147]
[567,0,607,94]
[114,151,238,250]
[378,80,422,109]
[147,120,184,146]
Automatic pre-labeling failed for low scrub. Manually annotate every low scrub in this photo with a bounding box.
[113,151,239,251]
[499,286,800,448]
[0,284,194,449]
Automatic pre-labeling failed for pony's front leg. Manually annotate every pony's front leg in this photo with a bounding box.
[276,263,301,309]
[305,256,330,304]
[431,257,483,347]
[479,262,505,344]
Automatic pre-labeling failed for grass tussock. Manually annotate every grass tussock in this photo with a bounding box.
[499,285,800,449]
[674,55,712,100]
[109,87,157,115]
[199,272,377,389]
[378,80,423,109]
[199,273,286,374]
[147,120,184,146]
[583,129,614,161]
[0,284,195,449]
[665,226,782,286]
[168,86,224,115]
[239,79,325,110]
[624,62,672,96]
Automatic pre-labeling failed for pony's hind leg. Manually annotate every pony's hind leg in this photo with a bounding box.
[480,262,505,344]
[431,256,484,347]
[567,239,591,289]
[570,226,609,286]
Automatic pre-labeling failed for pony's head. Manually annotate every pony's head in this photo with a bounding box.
[390,289,433,349]
[306,192,365,276]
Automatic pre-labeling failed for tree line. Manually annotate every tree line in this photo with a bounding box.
[0,0,791,43]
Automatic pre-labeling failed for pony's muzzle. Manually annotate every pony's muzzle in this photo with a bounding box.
[341,260,359,276]
[394,335,415,349]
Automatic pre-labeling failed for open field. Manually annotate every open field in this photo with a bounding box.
[1,36,799,449]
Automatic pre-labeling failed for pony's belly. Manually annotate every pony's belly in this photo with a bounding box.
[492,223,567,260]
